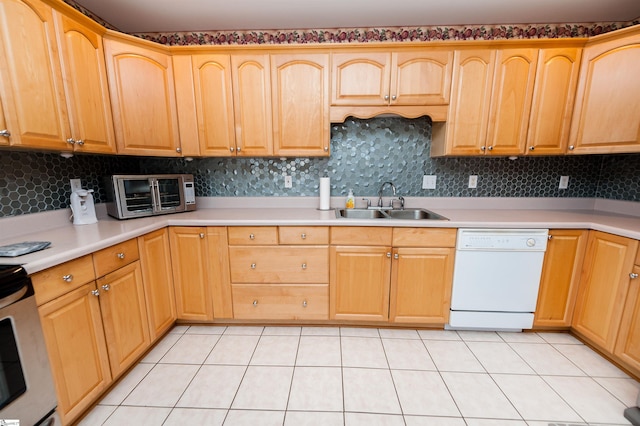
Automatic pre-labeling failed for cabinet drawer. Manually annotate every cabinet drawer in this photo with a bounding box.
[330,227,392,245]
[392,228,457,247]
[31,255,96,306]
[228,227,278,245]
[279,226,329,245]
[93,239,140,277]
[232,284,329,320]
[229,246,328,283]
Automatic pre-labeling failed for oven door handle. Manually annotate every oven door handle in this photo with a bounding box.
[0,284,28,310]
[150,179,161,213]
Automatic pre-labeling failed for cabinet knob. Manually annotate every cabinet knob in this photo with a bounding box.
[117,252,125,259]
[176,147,182,153]
[301,263,307,270]
[488,146,494,151]
[62,274,73,283]
[324,146,328,152]
[76,140,84,146]
[230,147,235,152]
[251,263,256,269]
[102,284,110,291]
[302,299,308,308]
[387,252,391,258]
[548,235,553,240]
[391,95,397,101]
[66,138,76,145]
[481,146,486,151]
[91,289,100,297]
[249,233,255,240]
[529,146,535,151]
[199,233,205,239]
[237,147,241,152]
[631,273,639,279]
[301,233,306,240]
[0,129,11,138]
[568,145,575,151]
[384,95,389,101]
[394,253,399,260]
[252,300,258,307]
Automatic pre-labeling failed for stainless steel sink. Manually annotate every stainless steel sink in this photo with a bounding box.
[335,208,448,221]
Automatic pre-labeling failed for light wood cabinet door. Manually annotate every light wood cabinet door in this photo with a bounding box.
[439,49,495,155]
[53,11,115,154]
[526,48,581,155]
[207,227,233,319]
[534,229,588,328]
[174,54,236,156]
[390,247,454,324]
[569,28,640,154]
[331,52,390,105]
[104,37,181,156]
[97,261,150,378]
[272,53,330,156]
[39,283,111,425]
[0,0,70,150]
[138,229,176,340]
[615,265,640,376]
[231,54,273,156]
[330,246,391,321]
[169,227,214,321]
[391,50,453,105]
[486,48,538,155]
[572,231,639,351]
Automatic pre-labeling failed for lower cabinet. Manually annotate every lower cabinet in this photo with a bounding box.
[572,231,639,352]
[534,229,588,328]
[232,284,329,320]
[614,263,640,376]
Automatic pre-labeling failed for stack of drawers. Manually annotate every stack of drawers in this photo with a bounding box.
[228,226,329,320]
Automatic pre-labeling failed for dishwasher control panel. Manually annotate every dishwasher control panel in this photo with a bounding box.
[457,229,549,251]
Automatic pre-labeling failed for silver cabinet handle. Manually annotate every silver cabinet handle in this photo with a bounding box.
[384,95,389,101]
[301,233,306,240]
[631,273,639,279]
[529,146,535,151]
[66,138,75,145]
[102,284,110,291]
[302,263,307,270]
[199,233,205,239]
[230,147,235,152]
[117,252,125,259]
[481,146,486,151]
[251,263,256,269]
[488,146,494,151]
[91,289,100,297]
[0,130,11,137]
[249,233,255,240]
[62,274,73,282]
[76,140,84,146]
[568,145,575,150]
[302,300,308,308]
[252,300,258,307]
[391,95,397,101]
[394,253,399,259]
[237,147,241,152]
[386,252,391,258]
[324,146,328,152]
[548,235,553,240]
[176,147,182,153]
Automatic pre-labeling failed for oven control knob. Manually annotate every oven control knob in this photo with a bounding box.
[526,238,536,247]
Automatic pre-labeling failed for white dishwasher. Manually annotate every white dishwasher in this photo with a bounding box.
[448,228,549,331]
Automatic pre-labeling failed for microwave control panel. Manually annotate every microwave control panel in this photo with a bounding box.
[184,182,196,205]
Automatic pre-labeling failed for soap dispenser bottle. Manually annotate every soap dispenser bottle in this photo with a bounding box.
[345,189,355,209]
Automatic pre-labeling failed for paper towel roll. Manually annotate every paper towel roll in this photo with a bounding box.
[319,177,330,210]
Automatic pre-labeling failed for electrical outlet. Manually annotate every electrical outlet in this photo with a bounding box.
[468,175,478,189]
[284,175,293,188]
[559,175,569,189]
[422,175,437,189]
[70,178,82,192]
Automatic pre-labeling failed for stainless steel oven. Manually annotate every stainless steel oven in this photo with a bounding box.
[0,266,58,425]
[105,174,196,219]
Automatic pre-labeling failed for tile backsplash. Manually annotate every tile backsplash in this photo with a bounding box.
[1,116,639,217]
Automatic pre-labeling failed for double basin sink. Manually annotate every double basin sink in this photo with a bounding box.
[335,208,448,221]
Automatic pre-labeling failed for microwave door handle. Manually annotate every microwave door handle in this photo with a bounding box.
[149,179,160,213]
[154,180,163,212]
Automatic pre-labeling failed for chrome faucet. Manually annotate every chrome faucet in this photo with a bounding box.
[377,181,396,208]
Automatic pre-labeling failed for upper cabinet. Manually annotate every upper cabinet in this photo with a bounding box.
[103,35,181,156]
[52,10,116,154]
[525,48,581,155]
[0,0,70,150]
[568,26,640,154]
[331,50,452,106]
[231,54,273,156]
[271,53,330,156]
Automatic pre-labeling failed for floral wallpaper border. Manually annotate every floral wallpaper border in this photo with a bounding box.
[61,0,639,46]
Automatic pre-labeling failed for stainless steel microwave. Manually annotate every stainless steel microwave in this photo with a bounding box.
[105,174,196,219]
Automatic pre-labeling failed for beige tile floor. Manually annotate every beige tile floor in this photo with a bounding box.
[79,325,640,425]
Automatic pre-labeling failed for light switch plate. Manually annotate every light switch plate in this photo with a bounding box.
[70,178,82,192]
[284,175,292,188]
[422,175,437,189]
[468,175,478,189]
[559,176,569,189]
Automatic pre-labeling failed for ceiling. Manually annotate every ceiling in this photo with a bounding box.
[73,0,640,34]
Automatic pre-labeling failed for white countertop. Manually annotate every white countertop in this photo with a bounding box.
[1,197,638,274]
